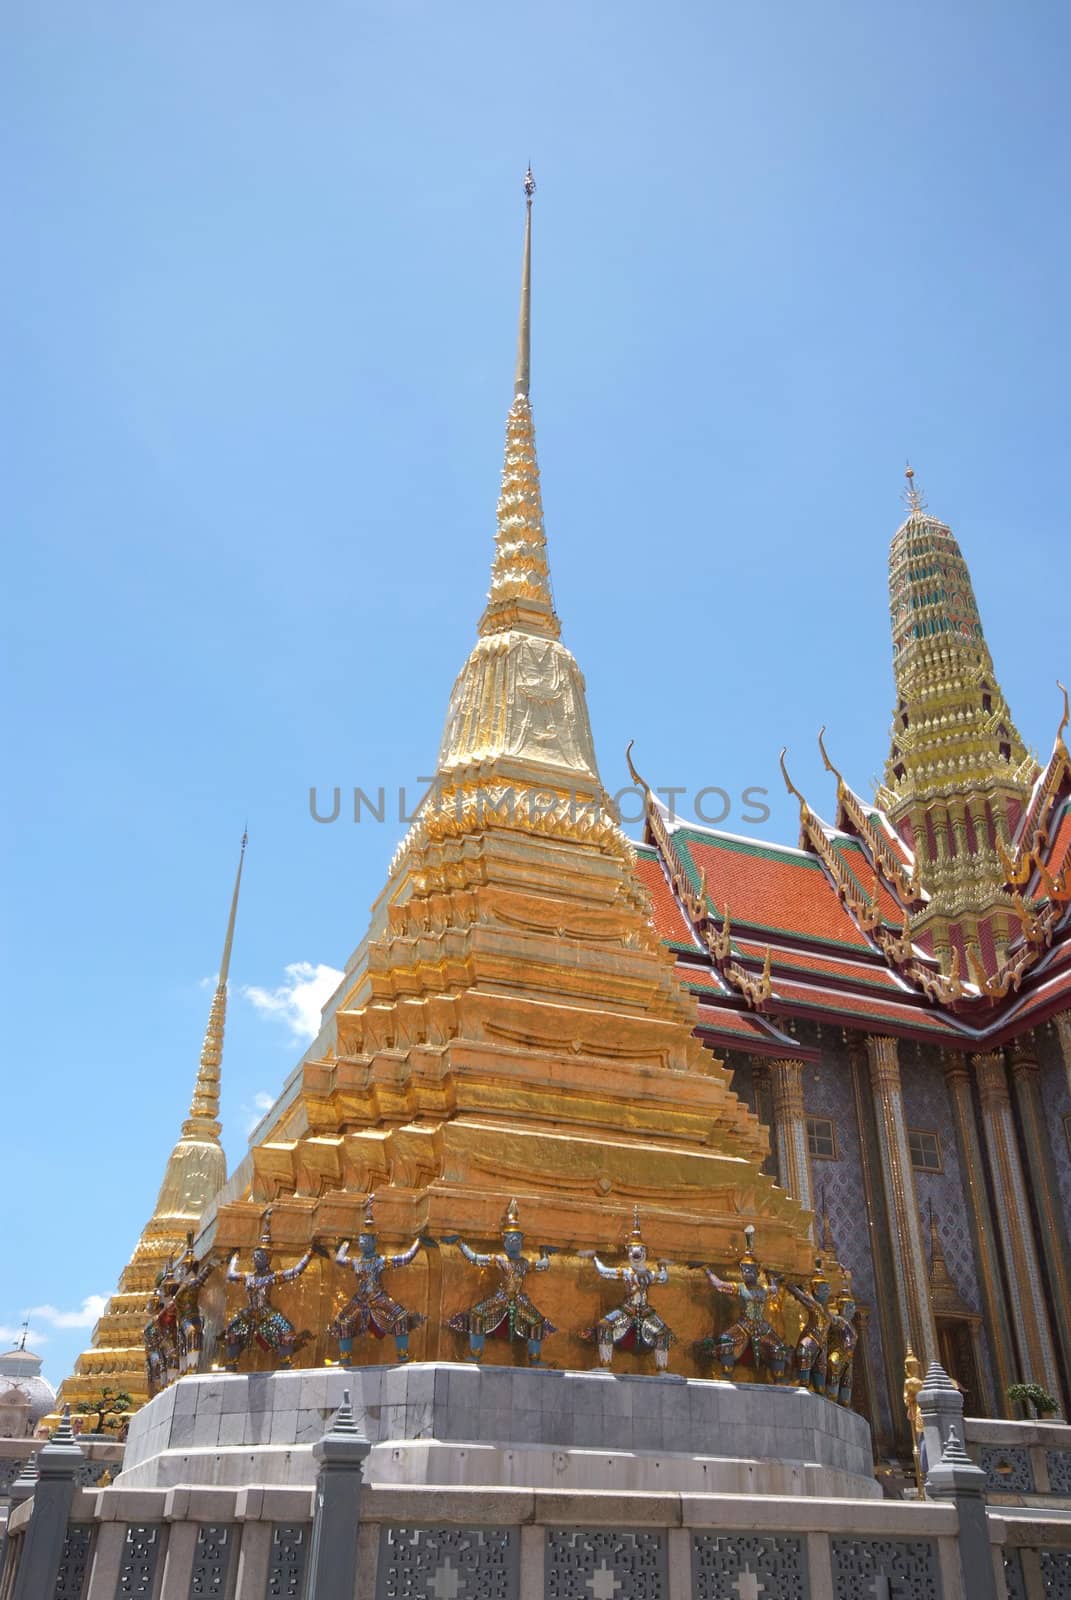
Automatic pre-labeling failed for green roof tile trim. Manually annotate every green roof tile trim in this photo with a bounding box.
[831,837,883,909]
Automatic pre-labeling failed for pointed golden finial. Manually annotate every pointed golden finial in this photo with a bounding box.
[625,739,652,795]
[218,828,247,989]
[903,462,927,516]
[188,829,247,1125]
[778,748,806,808]
[817,725,844,786]
[515,167,535,399]
[476,169,559,641]
[1057,680,1069,749]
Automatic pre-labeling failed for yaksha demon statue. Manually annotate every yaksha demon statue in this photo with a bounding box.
[328,1194,425,1365]
[444,1198,556,1365]
[786,1257,834,1393]
[144,1256,183,1397]
[694,1225,789,1382]
[173,1232,215,1377]
[582,1208,675,1371]
[221,1209,324,1371]
[826,1281,858,1407]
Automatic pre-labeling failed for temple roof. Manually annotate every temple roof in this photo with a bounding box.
[634,734,1071,1053]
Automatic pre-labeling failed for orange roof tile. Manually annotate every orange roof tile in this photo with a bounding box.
[733,938,905,992]
[668,828,875,950]
[634,848,695,945]
[767,977,961,1035]
[829,837,906,925]
[1041,802,1071,881]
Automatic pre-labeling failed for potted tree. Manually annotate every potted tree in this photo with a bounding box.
[75,1387,133,1436]
[1007,1382,1059,1420]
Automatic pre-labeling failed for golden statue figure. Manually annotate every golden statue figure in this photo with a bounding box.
[904,1346,927,1494]
[221,1210,326,1371]
[786,1258,834,1393]
[582,1209,675,1371]
[444,1199,556,1364]
[327,1194,425,1366]
[173,1232,215,1377]
[693,1225,789,1381]
[143,1256,183,1397]
[826,1283,858,1407]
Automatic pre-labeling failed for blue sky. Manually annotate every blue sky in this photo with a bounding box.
[4,1,1069,1386]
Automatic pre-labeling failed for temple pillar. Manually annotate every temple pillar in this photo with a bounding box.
[749,1059,777,1180]
[768,1058,813,1215]
[847,1036,901,1453]
[948,799,969,863]
[942,1052,1016,1417]
[974,1050,1064,1412]
[1008,1038,1071,1403]
[852,1302,880,1433]
[1055,1012,1071,1104]
[866,1034,938,1365]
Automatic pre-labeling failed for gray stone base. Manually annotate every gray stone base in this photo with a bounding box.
[118,1363,878,1499]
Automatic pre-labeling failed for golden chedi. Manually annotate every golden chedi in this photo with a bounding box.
[52,836,247,1421]
[196,174,816,1377]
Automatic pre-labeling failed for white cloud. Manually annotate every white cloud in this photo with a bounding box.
[24,1296,108,1331]
[242,961,343,1042]
[0,1324,47,1348]
[244,1090,275,1136]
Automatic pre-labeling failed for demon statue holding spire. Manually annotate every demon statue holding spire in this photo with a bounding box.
[786,1257,834,1393]
[826,1280,858,1407]
[444,1198,556,1365]
[172,1232,215,1377]
[220,1209,325,1371]
[582,1208,675,1371]
[328,1194,425,1366]
[144,1254,183,1397]
[693,1225,790,1381]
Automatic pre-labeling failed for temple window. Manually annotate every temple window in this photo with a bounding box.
[908,1128,942,1171]
[805,1115,837,1161]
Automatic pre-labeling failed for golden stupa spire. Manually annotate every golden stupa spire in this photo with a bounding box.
[881,464,1034,971]
[514,167,534,397]
[51,831,248,1420]
[175,171,817,1406]
[187,828,247,1127]
[477,167,559,643]
[149,829,247,1226]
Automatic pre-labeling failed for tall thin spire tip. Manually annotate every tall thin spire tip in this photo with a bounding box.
[903,461,926,516]
[514,168,534,398]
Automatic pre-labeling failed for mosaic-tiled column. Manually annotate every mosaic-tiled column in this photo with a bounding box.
[749,1060,777,1179]
[769,1058,814,1215]
[1008,1040,1071,1407]
[866,1034,938,1364]
[848,1037,901,1452]
[974,1050,1064,1412]
[1055,1012,1071,1104]
[942,1051,1017,1417]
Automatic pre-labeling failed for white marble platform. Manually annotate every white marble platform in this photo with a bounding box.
[117,1363,878,1498]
